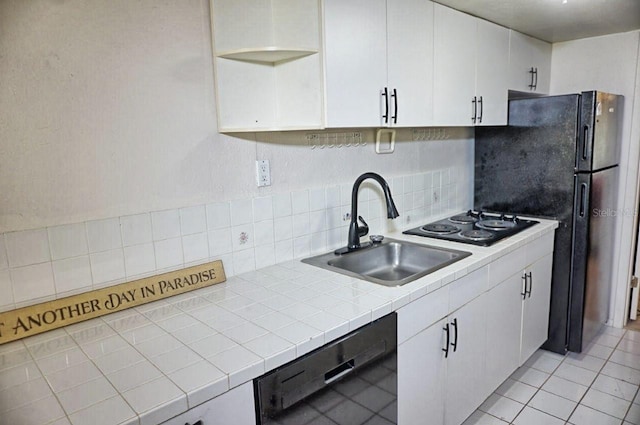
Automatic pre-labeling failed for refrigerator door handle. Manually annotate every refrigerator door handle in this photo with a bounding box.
[579,183,588,217]
[582,125,590,160]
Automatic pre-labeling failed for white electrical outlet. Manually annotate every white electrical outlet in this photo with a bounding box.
[256,160,271,187]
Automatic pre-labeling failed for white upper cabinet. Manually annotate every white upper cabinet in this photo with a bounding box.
[433,4,476,127]
[508,30,552,94]
[210,2,550,131]
[323,0,434,128]
[475,18,510,126]
[434,4,509,126]
[211,0,324,132]
[323,0,387,128]
[386,0,434,127]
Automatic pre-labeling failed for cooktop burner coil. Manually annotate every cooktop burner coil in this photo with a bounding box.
[421,223,459,234]
[476,219,517,230]
[449,214,478,224]
[460,229,494,241]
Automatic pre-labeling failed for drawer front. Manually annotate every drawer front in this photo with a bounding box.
[526,231,555,265]
[398,285,449,345]
[488,245,527,288]
[448,266,488,313]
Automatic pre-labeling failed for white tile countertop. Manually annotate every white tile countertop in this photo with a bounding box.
[0,218,558,425]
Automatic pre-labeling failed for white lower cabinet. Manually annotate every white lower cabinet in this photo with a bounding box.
[443,295,487,425]
[160,382,255,425]
[484,272,523,393]
[398,231,555,425]
[398,318,447,425]
[398,267,490,425]
[398,293,488,425]
[487,232,554,368]
[520,253,553,364]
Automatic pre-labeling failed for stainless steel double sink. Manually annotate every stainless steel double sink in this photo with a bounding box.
[302,238,471,287]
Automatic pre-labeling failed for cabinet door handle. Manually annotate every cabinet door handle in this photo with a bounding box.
[382,87,389,124]
[471,97,477,124]
[442,323,450,358]
[451,318,458,352]
[528,67,536,90]
[526,272,533,298]
[521,274,527,299]
[478,96,483,124]
[391,88,398,124]
[533,67,538,90]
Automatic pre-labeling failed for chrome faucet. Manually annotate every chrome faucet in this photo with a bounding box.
[335,172,399,254]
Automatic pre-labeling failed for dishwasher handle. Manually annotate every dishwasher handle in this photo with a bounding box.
[324,359,355,385]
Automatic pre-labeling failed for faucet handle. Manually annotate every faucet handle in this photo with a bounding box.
[357,216,369,238]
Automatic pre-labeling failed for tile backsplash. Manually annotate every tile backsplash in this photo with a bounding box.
[0,168,470,312]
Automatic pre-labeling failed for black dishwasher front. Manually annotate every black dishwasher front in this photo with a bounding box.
[254,312,397,425]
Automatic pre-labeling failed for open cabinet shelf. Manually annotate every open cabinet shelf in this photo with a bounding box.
[211,0,324,132]
[217,47,318,63]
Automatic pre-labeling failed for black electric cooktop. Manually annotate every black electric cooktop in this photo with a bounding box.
[403,210,539,247]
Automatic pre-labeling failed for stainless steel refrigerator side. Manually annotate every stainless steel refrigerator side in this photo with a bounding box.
[576,91,621,172]
[568,167,619,352]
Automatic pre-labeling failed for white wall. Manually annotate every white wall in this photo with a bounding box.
[550,31,640,327]
[0,0,473,234]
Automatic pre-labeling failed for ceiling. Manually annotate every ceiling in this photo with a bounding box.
[433,0,640,43]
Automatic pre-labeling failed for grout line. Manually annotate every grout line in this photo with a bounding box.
[481,328,640,425]
[534,329,635,424]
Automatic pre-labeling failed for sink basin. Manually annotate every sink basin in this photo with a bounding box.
[302,238,472,287]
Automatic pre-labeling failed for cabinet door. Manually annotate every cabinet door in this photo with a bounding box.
[508,31,552,94]
[521,253,553,364]
[324,0,388,127]
[398,318,447,425]
[475,19,509,126]
[160,382,255,425]
[433,4,476,126]
[386,0,434,127]
[485,272,524,393]
[444,295,487,425]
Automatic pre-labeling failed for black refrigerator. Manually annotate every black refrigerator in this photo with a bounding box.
[474,91,621,354]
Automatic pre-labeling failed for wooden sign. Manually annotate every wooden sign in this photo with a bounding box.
[0,260,225,345]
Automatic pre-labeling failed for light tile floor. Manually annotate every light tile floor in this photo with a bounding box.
[465,326,640,425]
[626,319,640,332]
